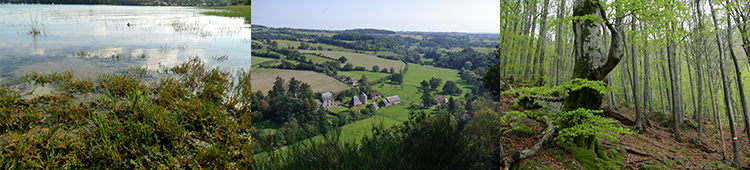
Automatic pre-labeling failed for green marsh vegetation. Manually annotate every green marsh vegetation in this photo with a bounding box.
[200,5,251,24]
[0,55,253,169]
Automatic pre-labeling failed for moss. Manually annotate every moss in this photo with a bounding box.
[568,145,622,170]
[607,149,625,162]
[545,149,563,156]
[511,122,535,137]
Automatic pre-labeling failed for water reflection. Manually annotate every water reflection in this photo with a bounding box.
[0,4,251,86]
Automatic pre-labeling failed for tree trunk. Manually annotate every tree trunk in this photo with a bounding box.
[630,18,643,133]
[710,0,741,166]
[694,0,705,143]
[667,24,682,142]
[523,1,539,81]
[564,0,624,153]
[727,10,750,150]
[643,36,652,127]
[621,57,631,107]
[555,0,566,86]
[533,0,551,84]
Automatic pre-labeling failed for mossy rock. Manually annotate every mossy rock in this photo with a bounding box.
[651,111,698,130]
[511,159,551,170]
[511,122,535,137]
[567,145,623,170]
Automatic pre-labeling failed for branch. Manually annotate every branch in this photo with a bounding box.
[524,95,566,102]
[511,116,556,162]
[602,142,654,157]
[593,7,625,80]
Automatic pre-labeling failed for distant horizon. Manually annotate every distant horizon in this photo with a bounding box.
[251,24,501,34]
[252,0,500,33]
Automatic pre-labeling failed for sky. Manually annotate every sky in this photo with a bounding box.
[251,0,500,33]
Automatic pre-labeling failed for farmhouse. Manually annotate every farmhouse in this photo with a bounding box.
[435,95,447,105]
[380,95,401,107]
[370,91,382,99]
[349,92,368,108]
[350,77,358,85]
[349,95,363,108]
[316,92,336,109]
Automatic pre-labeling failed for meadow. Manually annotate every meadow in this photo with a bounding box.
[251,56,275,65]
[372,64,471,103]
[251,68,350,93]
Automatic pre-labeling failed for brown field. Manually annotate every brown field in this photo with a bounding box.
[252,68,350,93]
[298,50,403,70]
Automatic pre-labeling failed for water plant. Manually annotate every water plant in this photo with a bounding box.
[0,55,253,169]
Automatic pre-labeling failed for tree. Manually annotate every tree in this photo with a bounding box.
[360,74,368,82]
[381,68,389,73]
[372,65,380,72]
[339,56,348,63]
[443,80,462,95]
[390,74,404,84]
[299,42,310,50]
[318,46,324,50]
[343,63,354,71]
[429,77,442,92]
[710,0,740,165]
[561,0,624,152]
[419,80,430,93]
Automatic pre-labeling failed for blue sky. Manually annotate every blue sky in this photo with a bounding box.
[251,0,500,33]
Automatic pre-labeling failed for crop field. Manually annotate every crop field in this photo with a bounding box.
[299,50,402,70]
[252,56,276,65]
[337,71,391,82]
[252,68,350,93]
[302,54,336,64]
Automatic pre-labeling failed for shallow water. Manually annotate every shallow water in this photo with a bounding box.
[0,4,251,84]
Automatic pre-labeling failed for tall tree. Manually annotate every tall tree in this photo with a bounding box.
[726,2,750,149]
[693,0,705,143]
[563,0,624,145]
[533,0,551,83]
[629,18,643,133]
[710,0,741,165]
[555,0,567,86]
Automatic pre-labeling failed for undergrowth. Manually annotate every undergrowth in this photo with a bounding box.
[0,56,252,169]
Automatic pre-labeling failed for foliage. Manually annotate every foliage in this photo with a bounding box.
[495,78,630,145]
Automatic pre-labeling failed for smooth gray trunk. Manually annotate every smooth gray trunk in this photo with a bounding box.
[710,0,741,165]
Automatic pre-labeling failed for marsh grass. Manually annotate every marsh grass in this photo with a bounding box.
[0,55,253,169]
[200,5,251,24]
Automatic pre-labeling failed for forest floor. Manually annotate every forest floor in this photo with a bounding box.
[497,92,750,169]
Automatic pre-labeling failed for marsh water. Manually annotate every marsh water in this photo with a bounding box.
[0,4,251,88]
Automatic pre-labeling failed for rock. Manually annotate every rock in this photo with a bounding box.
[652,111,698,130]
[511,159,551,170]
[510,122,535,137]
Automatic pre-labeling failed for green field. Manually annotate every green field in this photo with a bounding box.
[302,54,336,64]
[252,68,350,93]
[338,71,392,82]
[338,115,402,143]
[377,104,411,122]
[299,50,402,70]
[252,56,276,65]
[372,64,470,104]
[253,120,282,133]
